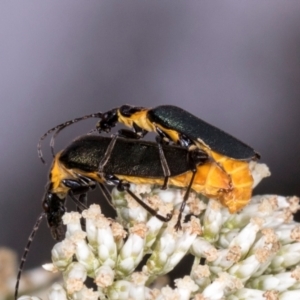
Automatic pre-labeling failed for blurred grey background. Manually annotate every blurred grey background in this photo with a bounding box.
[1,0,300,276]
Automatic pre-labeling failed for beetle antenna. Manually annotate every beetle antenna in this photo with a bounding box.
[49,124,68,158]
[15,212,45,300]
[37,112,103,164]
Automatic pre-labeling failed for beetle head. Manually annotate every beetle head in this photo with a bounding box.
[96,108,119,133]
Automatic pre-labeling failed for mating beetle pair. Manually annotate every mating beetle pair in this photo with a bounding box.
[15,105,259,299]
[34,104,259,254]
[38,105,259,215]
[15,134,233,299]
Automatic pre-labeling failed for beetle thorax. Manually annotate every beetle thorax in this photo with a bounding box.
[49,154,78,194]
[118,110,155,132]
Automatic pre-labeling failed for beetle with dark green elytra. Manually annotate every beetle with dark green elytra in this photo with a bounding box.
[97,105,260,161]
[16,134,231,299]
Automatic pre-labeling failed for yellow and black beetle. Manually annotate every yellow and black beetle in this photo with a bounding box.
[16,134,232,299]
[47,134,232,232]
[38,105,259,213]
[97,105,259,160]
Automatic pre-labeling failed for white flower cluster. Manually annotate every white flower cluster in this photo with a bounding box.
[19,164,300,300]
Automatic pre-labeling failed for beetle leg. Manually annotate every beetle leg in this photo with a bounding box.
[63,177,96,215]
[118,181,172,222]
[62,177,95,194]
[105,174,172,222]
[155,126,171,143]
[76,173,97,190]
[155,135,171,190]
[117,129,141,139]
[98,134,119,173]
[98,132,135,174]
[98,124,148,173]
[68,191,88,211]
[154,126,174,190]
[178,133,193,148]
[174,171,196,231]
[77,193,87,211]
[115,123,148,139]
[133,122,148,138]
[98,182,116,210]
[74,193,87,231]
[174,148,209,230]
